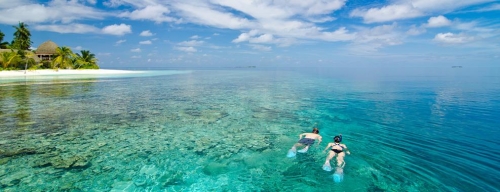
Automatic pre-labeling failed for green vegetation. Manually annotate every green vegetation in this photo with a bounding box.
[75,50,99,69]
[12,22,32,51]
[0,22,99,71]
[0,31,9,49]
[52,46,74,69]
[0,51,20,69]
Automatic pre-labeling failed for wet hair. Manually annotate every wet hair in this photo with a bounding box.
[312,128,319,134]
[334,136,341,143]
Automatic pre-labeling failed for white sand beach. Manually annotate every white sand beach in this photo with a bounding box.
[0,69,145,77]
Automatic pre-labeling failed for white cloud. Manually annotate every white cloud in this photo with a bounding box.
[350,0,491,23]
[174,2,255,30]
[472,3,500,12]
[0,0,107,25]
[119,5,177,23]
[190,35,200,39]
[74,46,83,50]
[354,23,403,45]
[178,40,204,47]
[33,23,134,36]
[131,55,141,59]
[426,15,451,28]
[232,33,251,43]
[0,0,31,9]
[131,48,141,52]
[213,33,220,36]
[232,26,354,46]
[251,34,274,43]
[250,44,272,51]
[140,30,154,36]
[348,23,405,53]
[411,0,491,12]
[86,0,97,5]
[139,40,152,45]
[351,4,423,23]
[407,25,426,36]
[73,0,354,45]
[211,0,346,20]
[34,23,100,34]
[102,24,132,36]
[115,40,126,45]
[434,32,474,44]
[233,33,275,44]
[176,46,197,52]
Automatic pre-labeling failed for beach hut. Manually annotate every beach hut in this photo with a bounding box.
[36,40,58,61]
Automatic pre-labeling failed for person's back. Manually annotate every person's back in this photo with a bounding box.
[287,127,322,157]
[302,132,322,140]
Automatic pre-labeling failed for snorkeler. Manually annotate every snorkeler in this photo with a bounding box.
[287,127,322,158]
[322,134,350,172]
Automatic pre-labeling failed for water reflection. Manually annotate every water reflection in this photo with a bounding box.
[0,79,97,133]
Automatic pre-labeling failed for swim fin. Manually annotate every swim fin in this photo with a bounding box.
[297,148,308,153]
[287,149,296,158]
[322,164,332,172]
[333,173,344,183]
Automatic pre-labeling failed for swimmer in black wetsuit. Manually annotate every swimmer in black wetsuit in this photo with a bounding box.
[322,134,350,171]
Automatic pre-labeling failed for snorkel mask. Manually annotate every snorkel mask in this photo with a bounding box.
[334,135,342,142]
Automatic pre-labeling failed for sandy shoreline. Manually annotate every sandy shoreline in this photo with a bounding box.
[0,69,145,77]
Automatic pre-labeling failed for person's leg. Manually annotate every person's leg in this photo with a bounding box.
[298,145,310,153]
[336,153,346,168]
[333,167,344,183]
[323,151,335,171]
[324,152,335,165]
[291,143,303,152]
[287,143,303,157]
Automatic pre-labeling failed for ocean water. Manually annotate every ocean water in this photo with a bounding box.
[1,67,499,191]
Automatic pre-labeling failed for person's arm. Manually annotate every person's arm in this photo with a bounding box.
[317,136,322,146]
[323,143,331,152]
[343,144,351,155]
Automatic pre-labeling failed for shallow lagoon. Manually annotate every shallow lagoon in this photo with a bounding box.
[1,68,499,191]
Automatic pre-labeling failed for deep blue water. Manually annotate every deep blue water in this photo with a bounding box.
[0,67,499,191]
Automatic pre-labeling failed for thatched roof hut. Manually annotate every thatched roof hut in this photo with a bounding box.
[36,40,58,55]
[36,40,58,61]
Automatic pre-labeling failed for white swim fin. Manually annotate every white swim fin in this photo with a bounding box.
[333,173,344,183]
[322,164,332,172]
[287,149,296,158]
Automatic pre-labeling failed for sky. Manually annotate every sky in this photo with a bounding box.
[0,0,499,68]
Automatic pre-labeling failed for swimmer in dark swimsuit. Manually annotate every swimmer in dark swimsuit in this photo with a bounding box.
[322,134,350,171]
[287,127,323,157]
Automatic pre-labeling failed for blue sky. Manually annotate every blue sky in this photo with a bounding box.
[0,0,499,68]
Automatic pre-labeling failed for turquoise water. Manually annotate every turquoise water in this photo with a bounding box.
[1,67,499,191]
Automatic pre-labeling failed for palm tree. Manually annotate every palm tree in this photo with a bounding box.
[20,50,37,71]
[75,50,99,69]
[0,30,10,49]
[52,46,75,69]
[12,22,32,51]
[0,50,20,69]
